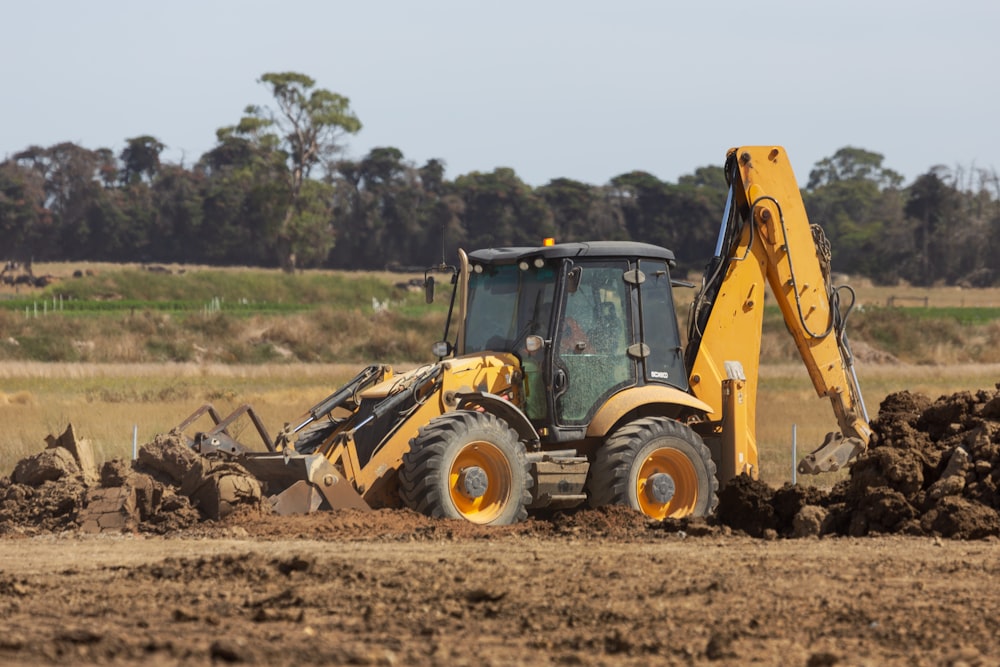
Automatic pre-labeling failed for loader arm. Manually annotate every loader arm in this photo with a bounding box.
[686,146,872,478]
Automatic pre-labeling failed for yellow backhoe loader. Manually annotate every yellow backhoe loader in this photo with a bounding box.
[176,146,872,524]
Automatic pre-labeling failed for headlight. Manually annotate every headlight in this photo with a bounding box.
[524,335,544,353]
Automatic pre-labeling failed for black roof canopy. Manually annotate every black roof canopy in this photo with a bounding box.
[467,241,675,265]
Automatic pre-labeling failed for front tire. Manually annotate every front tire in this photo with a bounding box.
[400,411,532,525]
[589,417,718,519]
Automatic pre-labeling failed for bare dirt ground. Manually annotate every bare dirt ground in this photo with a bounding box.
[2,385,1000,665]
[1,518,998,666]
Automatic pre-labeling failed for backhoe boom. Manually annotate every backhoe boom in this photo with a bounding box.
[686,146,872,478]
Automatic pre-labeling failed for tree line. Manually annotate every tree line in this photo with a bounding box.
[2,72,998,286]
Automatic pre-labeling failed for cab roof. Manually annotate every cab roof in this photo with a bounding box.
[467,241,675,265]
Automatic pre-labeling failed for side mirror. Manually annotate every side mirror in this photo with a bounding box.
[424,275,435,304]
[567,266,583,294]
[431,340,453,358]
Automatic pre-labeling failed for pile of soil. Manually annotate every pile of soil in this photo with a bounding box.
[716,386,1000,539]
[0,427,266,536]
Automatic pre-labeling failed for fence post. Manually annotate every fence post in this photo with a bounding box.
[791,423,798,486]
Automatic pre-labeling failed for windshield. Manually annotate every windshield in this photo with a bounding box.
[464,264,556,353]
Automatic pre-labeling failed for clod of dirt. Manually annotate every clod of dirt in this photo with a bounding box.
[1,426,95,534]
[135,432,200,484]
[0,474,87,534]
[927,446,969,500]
[99,459,132,487]
[181,459,265,521]
[12,447,79,486]
[792,505,829,537]
[921,496,1000,539]
[79,485,141,533]
[45,423,98,486]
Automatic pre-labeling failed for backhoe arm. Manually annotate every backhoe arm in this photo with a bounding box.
[686,146,872,478]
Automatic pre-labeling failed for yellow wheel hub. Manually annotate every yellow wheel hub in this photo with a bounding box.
[449,441,512,524]
[635,447,699,519]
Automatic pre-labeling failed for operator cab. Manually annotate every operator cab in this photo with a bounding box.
[460,241,688,442]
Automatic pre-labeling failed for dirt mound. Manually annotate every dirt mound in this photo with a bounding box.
[0,427,266,536]
[850,339,900,365]
[715,476,828,538]
[716,386,1000,539]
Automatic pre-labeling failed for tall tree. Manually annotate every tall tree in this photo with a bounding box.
[329,148,459,269]
[0,160,51,258]
[608,170,719,274]
[452,168,555,251]
[904,166,977,285]
[233,72,362,269]
[803,147,905,280]
[13,142,123,259]
[196,125,291,265]
[120,135,165,185]
[537,178,627,243]
[150,165,205,263]
[807,147,903,190]
[414,158,466,263]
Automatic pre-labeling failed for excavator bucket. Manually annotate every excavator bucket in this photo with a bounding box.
[797,432,867,474]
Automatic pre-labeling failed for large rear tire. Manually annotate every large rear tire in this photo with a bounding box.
[400,411,532,525]
[589,417,718,519]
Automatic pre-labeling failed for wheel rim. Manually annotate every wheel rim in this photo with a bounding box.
[635,447,699,519]
[449,441,513,524]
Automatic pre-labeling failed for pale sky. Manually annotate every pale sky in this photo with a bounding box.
[2,1,996,187]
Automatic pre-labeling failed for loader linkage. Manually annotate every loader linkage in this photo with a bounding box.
[171,364,397,515]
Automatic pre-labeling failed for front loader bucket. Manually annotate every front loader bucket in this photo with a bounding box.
[241,452,372,515]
